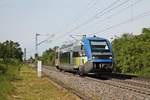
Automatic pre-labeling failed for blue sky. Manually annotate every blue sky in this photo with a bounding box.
[0,0,150,58]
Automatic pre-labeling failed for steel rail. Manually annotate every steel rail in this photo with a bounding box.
[43,67,92,100]
[42,65,150,97]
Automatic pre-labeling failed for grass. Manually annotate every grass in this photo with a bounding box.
[0,75,13,100]
[124,67,150,78]
[8,65,80,100]
[136,67,150,77]
[0,61,20,100]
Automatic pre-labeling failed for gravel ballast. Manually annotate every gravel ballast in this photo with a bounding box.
[43,67,150,100]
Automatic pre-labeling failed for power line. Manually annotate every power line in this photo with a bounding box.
[74,0,143,34]
[53,0,145,46]
[52,0,123,42]
[95,10,150,34]
[27,34,55,57]
[51,0,132,46]
[95,0,130,19]
[87,0,98,8]
[68,0,98,31]
[67,0,123,34]
[36,34,55,46]
[98,0,142,22]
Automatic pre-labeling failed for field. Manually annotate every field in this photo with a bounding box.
[0,64,80,100]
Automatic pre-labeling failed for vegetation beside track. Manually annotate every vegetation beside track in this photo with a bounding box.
[112,28,150,77]
[8,65,80,100]
[0,40,23,100]
[40,48,55,65]
[0,60,22,100]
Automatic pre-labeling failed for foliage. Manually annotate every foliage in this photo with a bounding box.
[40,48,55,65]
[0,40,23,74]
[0,40,23,62]
[0,40,23,99]
[8,65,79,100]
[0,61,22,100]
[0,75,13,100]
[112,28,150,75]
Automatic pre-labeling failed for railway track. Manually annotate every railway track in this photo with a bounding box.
[42,65,150,98]
[97,74,150,94]
[87,74,150,96]
[111,78,150,89]
[42,66,92,100]
[85,77,150,96]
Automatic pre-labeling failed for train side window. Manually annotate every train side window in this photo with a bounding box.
[56,52,58,59]
[73,52,80,57]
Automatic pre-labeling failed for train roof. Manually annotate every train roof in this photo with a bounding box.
[82,35,108,41]
[60,40,81,53]
[59,35,110,53]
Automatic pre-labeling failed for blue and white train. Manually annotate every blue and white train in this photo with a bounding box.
[55,35,114,75]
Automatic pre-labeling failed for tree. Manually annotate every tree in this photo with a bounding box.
[0,40,23,63]
[40,48,55,65]
[112,28,150,74]
[0,40,23,74]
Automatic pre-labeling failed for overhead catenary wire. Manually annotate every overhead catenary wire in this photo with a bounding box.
[34,2,95,48]
[36,34,55,46]
[52,0,131,45]
[26,34,55,57]
[66,0,123,34]
[52,0,124,41]
[51,0,132,46]
[27,0,147,57]
[69,0,99,31]
[96,0,142,24]
[87,0,98,8]
[94,10,150,34]
[54,1,146,47]
[73,0,143,36]
[30,0,145,49]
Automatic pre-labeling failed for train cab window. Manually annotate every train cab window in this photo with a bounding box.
[90,40,110,53]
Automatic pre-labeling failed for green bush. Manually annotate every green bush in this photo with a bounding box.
[112,28,150,76]
[40,48,55,65]
[0,60,22,100]
[0,40,23,99]
[0,75,13,100]
[0,63,7,74]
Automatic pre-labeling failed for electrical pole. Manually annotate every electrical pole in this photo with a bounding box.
[35,33,54,62]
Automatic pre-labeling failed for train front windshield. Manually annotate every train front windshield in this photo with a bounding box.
[90,40,110,54]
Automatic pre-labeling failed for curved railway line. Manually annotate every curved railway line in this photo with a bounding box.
[42,65,150,99]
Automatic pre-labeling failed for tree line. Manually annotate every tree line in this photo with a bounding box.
[39,48,55,65]
[0,40,23,61]
[0,40,23,74]
[112,28,150,75]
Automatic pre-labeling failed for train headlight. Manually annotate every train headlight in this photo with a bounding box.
[92,57,95,59]
[109,56,112,59]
